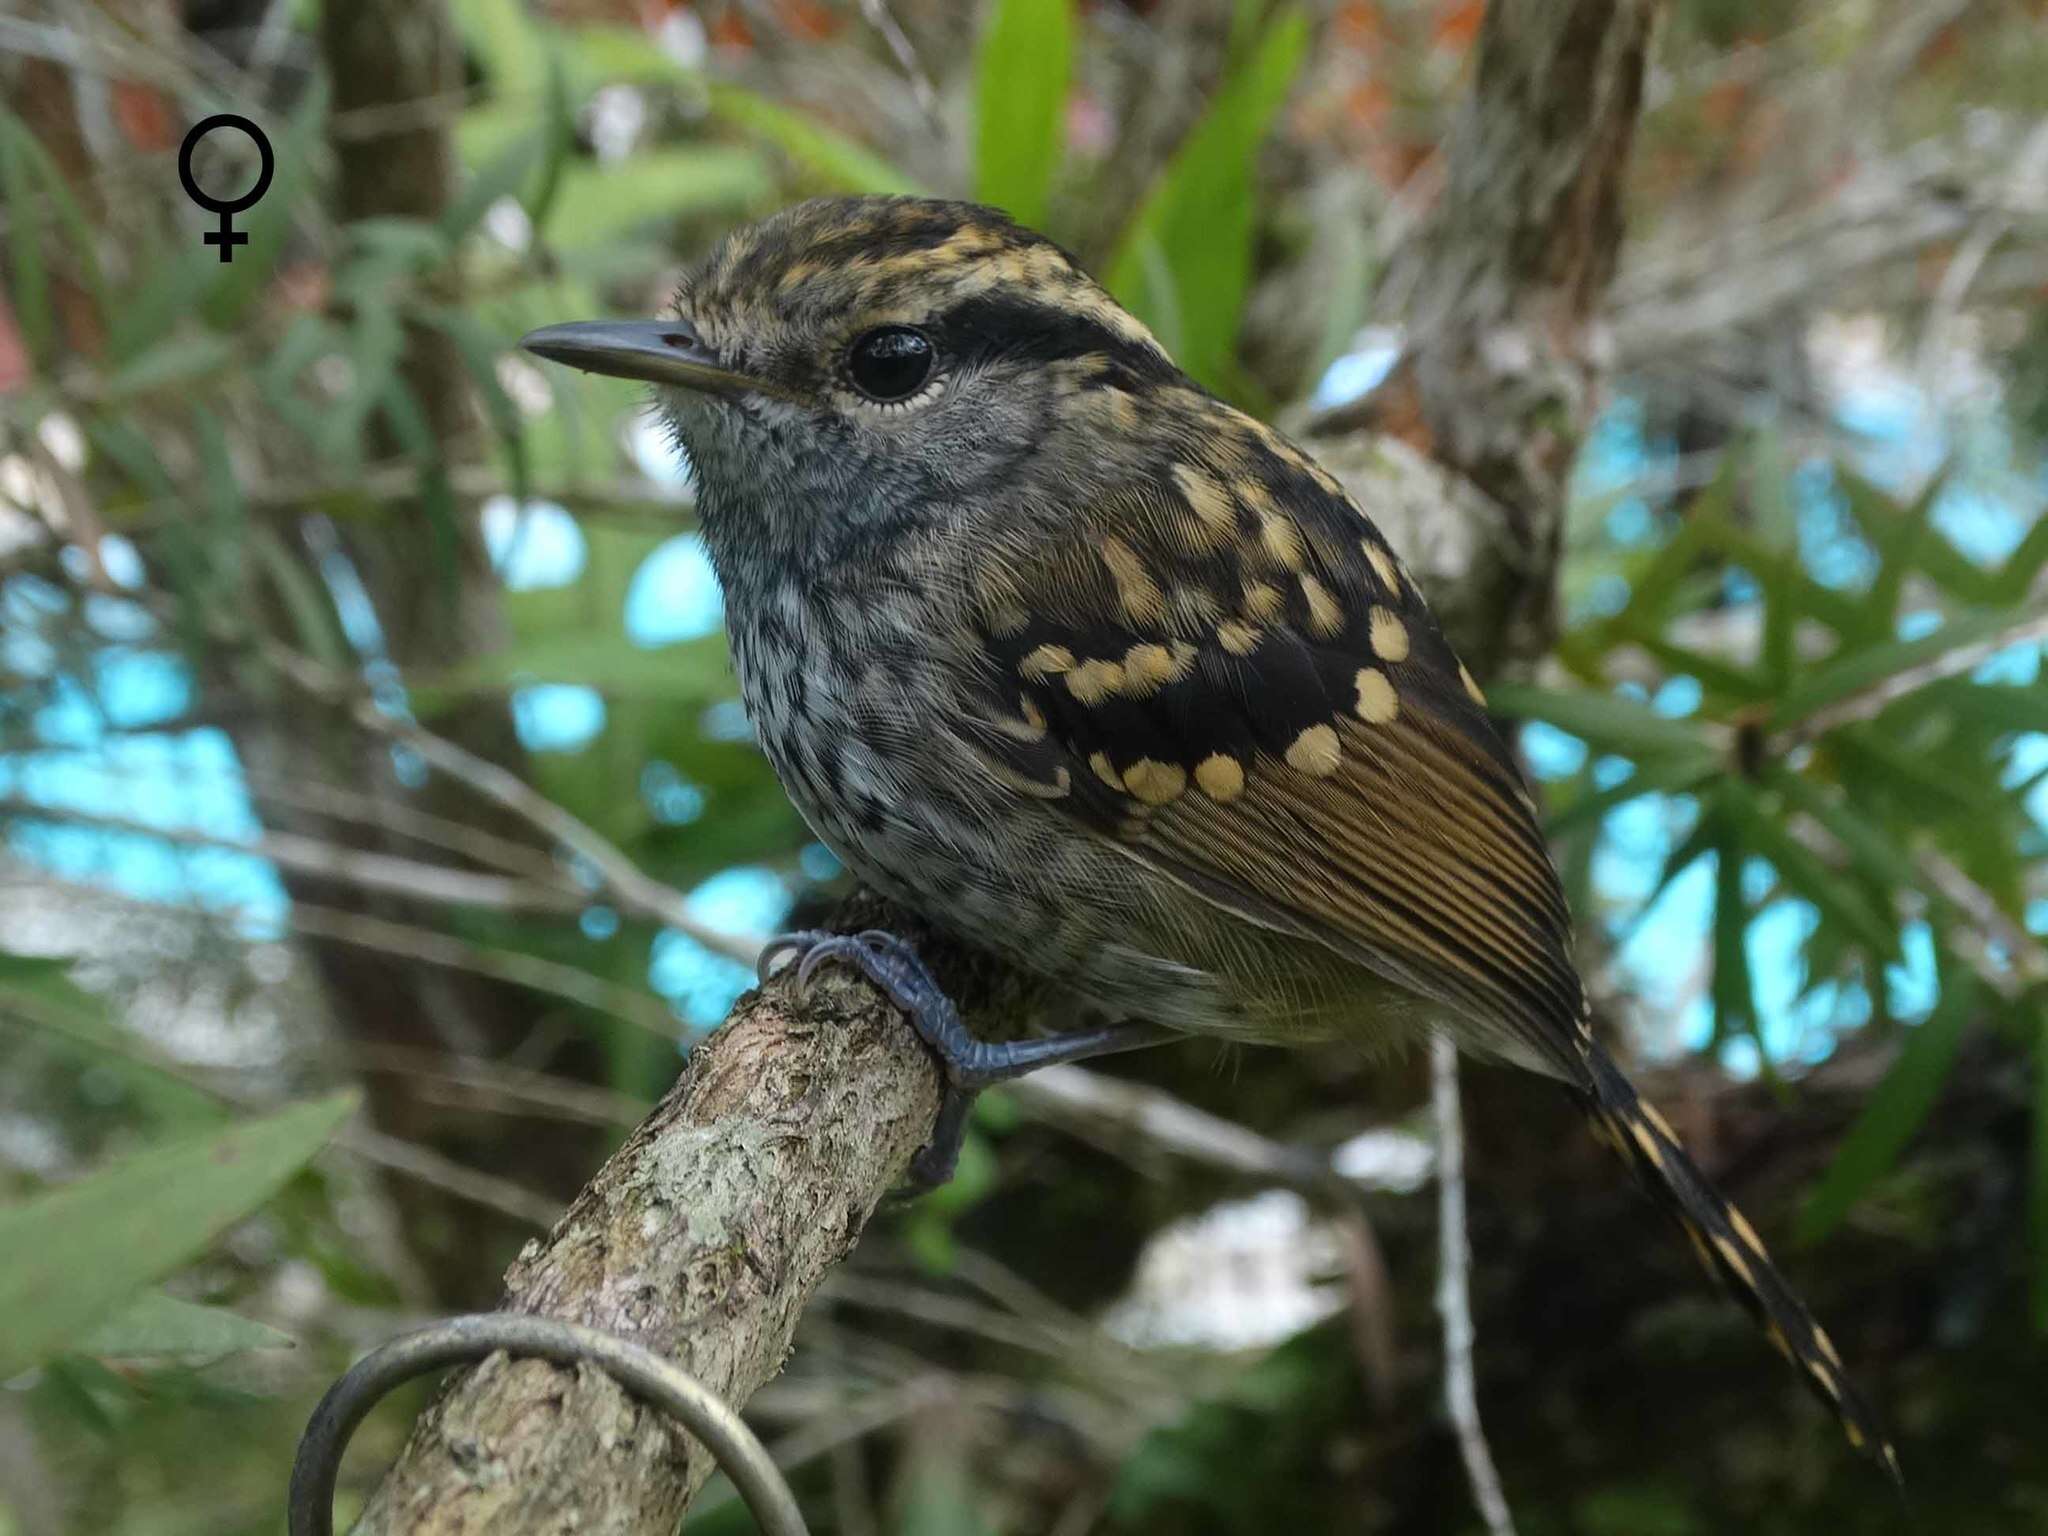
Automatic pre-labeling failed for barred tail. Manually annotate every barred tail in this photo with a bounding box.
[1573,1043,1901,1484]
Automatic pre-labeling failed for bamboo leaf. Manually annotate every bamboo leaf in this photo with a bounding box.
[704,84,924,195]
[249,524,350,671]
[1,103,108,323]
[103,334,238,400]
[545,147,773,248]
[1719,781,1899,958]
[1769,606,2046,733]
[200,79,327,329]
[0,955,221,1128]
[0,1093,355,1377]
[418,304,531,503]
[1102,5,1308,394]
[0,109,51,364]
[1797,976,1972,1245]
[453,0,546,101]
[1709,815,1758,1055]
[528,54,576,236]
[1766,768,1924,897]
[1485,681,1716,760]
[973,0,1072,227]
[444,130,542,244]
[1542,756,1718,840]
[74,1291,292,1363]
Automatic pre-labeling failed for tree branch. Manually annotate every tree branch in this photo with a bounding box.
[352,945,949,1534]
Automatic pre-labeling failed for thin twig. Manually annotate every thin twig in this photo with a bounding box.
[0,796,582,915]
[362,712,767,967]
[339,1127,559,1229]
[286,900,677,1034]
[1774,607,2048,748]
[228,767,568,884]
[1005,1062,1338,1191]
[1913,846,2048,995]
[854,0,941,131]
[1917,121,2048,396]
[347,1043,650,1129]
[248,636,765,968]
[1431,1036,1516,1536]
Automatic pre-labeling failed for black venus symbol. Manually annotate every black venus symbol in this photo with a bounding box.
[178,114,274,262]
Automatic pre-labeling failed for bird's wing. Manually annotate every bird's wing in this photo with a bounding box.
[951,406,1900,1475]
[952,409,1588,1073]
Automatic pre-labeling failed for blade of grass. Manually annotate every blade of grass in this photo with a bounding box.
[972,0,1072,226]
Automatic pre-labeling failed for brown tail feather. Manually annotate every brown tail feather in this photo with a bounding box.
[1572,1043,1900,1484]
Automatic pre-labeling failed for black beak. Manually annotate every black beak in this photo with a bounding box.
[517,320,761,398]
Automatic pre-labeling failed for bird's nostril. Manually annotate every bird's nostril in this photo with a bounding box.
[659,332,694,348]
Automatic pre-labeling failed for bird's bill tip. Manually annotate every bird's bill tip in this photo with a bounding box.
[517,320,757,397]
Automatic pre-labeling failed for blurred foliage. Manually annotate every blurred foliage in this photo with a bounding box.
[1501,444,2048,1299]
[0,0,2044,1532]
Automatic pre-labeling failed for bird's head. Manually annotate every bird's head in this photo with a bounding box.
[520,196,1183,575]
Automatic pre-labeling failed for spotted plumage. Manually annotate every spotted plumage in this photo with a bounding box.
[520,195,1896,1481]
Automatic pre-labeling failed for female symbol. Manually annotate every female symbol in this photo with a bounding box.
[177,114,274,263]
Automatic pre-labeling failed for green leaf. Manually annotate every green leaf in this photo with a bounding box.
[1708,812,1758,1055]
[1630,636,1771,705]
[1600,493,1730,634]
[0,109,51,364]
[1767,768,1924,899]
[444,130,542,244]
[107,235,216,365]
[545,147,773,248]
[704,83,924,195]
[972,0,1072,226]
[1103,5,1308,393]
[0,104,109,332]
[1486,681,1716,761]
[1769,606,2044,733]
[417,303,531,503]
[528,54,577,237]
[249,524,350,671]
[0,955,221,1129]
[0,1092,355,1377]
[74,1291,292,1363]
[102,333,237,400]
[453,0,547,101]
[1541,757,1717,840]
[1797,976,1972,1245]
[1718,781,1899,958]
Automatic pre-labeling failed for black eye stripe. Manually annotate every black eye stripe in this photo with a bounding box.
[938,296,1176,384]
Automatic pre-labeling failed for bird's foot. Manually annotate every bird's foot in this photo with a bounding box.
[761,928,1171,1189]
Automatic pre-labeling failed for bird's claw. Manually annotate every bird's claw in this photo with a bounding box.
[759,927,981,1190]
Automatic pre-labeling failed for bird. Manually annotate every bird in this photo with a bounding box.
[520,194,1896,1480]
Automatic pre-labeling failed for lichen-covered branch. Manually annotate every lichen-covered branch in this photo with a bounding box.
[352,955,946,1535]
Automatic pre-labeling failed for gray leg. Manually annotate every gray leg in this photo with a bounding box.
[761,929,1172,1187]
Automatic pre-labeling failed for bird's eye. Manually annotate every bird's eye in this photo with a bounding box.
[846,326,935,402]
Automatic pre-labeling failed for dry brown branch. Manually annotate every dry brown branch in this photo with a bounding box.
[351,959,947,1534]
[1431,1037,1516,1536]
[366,713,769,967]
[0,796,582,915]
[1772,608,2048,748]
